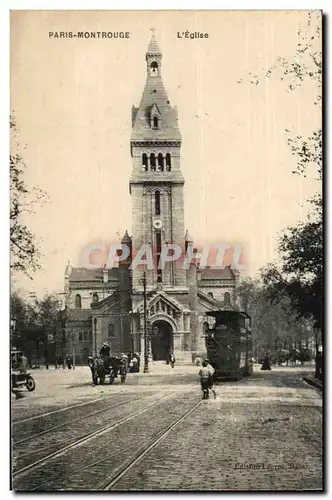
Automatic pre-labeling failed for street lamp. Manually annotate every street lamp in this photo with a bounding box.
[142,271,149,373]
[71,329,76,370]
[11,318,17,349]
[129,310,135,353]
[94,317,97,357]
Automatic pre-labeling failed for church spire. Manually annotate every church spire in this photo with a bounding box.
[131,31,181,143]
[146,28,162,56]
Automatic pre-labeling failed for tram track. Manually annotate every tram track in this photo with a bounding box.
[12,394,117,425]
[13,393,174,482]
[102,399,202,490]
[13,396,142,446]
[19,396,202,492]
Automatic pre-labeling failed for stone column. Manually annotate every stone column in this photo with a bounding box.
[184,311,190,331]
[178,313,184,332]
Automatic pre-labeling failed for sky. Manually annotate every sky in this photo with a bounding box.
[10,10,321,297]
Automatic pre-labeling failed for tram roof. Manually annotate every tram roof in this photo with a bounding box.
[206,310,251,320]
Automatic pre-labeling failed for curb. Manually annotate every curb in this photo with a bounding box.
[303,376,323,390]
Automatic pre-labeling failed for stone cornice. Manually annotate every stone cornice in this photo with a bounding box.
[198,283,235,288]
[131,140,181,147]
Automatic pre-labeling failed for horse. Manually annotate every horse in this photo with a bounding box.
[88,356,106,385]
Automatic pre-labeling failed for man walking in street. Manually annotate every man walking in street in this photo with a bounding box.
[205,359,217,399]
[199,360,211,399]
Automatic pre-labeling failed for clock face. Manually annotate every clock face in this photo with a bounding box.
[153,218,163,229]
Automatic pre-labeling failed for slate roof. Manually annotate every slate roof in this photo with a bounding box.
[69,267,120,283]
[199,266,235,281]
[147,34,162,54]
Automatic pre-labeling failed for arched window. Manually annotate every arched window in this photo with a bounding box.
[92,293,99,304]
[75,294,82,309]
[157,153,164,171]
[142,153,148,171]
[150,153,156,171]
[155,191,161,215]
[224,292,231,305]
[150,61,158,76]
[166,153,171,171]
[153,116,159,129]
[207,292,214,298]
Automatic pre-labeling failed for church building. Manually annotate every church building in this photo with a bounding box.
[64,33,239,364]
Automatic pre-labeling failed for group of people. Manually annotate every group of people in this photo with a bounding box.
[99,342,140,373]
[99,342,215,399]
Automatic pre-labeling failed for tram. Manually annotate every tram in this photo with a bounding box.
[205,310,253,380]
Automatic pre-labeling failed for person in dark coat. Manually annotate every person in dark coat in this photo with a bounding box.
[169,352,175,368]
[261,353,271,371]
[99,342,111,371]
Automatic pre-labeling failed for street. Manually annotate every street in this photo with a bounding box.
[11,363,322,491]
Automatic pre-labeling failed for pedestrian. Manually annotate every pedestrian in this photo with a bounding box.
[99,342,111,371]
[261,353,271,371]
[20,354,28,375]
[169,352,175,368]
[205,359,217,399]
[199,361,211,400]
[66,355,72,370]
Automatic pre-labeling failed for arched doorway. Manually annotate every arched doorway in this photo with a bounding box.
[150,321,173,361]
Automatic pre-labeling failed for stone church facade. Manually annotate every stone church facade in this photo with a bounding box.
[64,34,239,364]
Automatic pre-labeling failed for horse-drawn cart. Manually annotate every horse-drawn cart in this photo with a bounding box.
[88,355,127,386]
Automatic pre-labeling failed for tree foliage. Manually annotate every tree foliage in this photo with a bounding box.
[10,116,48,278]
[237,276,314,360]
[242,12,323,334]
[11,291,66,365]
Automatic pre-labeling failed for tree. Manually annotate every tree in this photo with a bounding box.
[10,116,48,278]
[237,276,313,364]
[242,11,323,375]
[10,291,66,368]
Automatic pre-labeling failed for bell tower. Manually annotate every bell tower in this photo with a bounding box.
[130,31,186,294]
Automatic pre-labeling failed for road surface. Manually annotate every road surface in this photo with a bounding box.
[11,363,322,491]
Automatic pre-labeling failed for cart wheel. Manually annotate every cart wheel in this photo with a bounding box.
[25,376,35,392]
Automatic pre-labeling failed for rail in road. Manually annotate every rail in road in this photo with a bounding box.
[12,391,203,491]
[12,392,169,477]
[13,395,147,446]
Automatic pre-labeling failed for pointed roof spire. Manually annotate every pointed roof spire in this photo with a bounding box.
[65,260,72,277]
[121,230,132,244]
[147,28,161,54]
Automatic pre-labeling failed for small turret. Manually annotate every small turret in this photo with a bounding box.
[64,260,72,278]
[119,230,132,268]
[185,230,193,254]
[103,264,108,283]
[64,260,72,303]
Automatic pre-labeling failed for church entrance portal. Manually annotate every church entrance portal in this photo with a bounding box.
[150,321,173,361]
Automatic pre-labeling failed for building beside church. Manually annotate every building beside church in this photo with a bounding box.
[64,33,239,364]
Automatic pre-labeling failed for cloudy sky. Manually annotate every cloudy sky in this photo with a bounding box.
[11,10,321,297]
